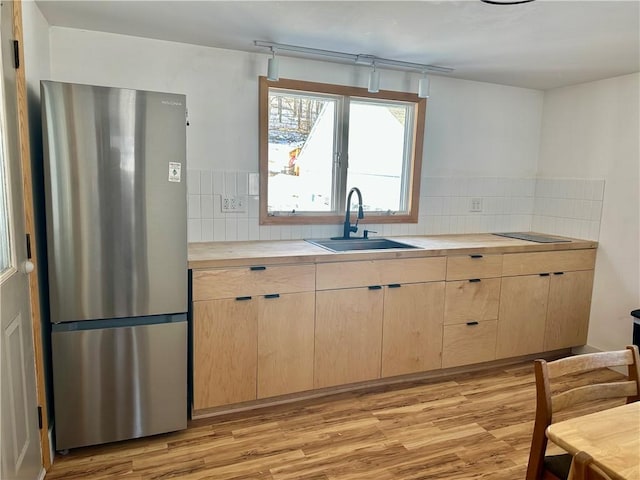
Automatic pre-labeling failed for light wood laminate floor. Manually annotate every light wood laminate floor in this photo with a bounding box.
[44,361,624,480]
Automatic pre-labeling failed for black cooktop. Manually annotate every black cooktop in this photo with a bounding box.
[493,232,571,243]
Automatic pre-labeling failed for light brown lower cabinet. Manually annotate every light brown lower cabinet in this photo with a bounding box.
[381,282,445,377]
[193,291,315,410]
[497,269,595,357]
[314,287,384,389]
[496,274,549,359]
[257,292,315,399]
[193,298,258,410]
[544,270,594,350]
[191,247,597,411]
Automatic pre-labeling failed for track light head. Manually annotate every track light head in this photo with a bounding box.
[418,74,430,98]
[267,48,279,81]
[368,64,380,93]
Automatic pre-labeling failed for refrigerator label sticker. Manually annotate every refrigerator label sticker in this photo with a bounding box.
[168,162,182,182]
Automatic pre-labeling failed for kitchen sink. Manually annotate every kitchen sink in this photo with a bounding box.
[306,238,418,252]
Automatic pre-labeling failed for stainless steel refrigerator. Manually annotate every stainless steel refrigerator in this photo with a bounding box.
[41,80,188,451]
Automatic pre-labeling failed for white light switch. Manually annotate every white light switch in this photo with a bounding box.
[249,173,259,196]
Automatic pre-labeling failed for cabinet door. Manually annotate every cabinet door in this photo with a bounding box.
[257,292,315,398]
[544,270,594,350]
[496,274,549,358]
[314,288,384,388]
[193,298,258,409]
[382,282,445,377]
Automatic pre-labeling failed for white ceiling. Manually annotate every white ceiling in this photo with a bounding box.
[35,0,640,90]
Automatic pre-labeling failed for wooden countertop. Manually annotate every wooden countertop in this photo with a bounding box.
[188,233,597,269]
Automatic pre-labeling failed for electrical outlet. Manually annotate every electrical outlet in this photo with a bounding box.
[221,195,246,213]
[470,198,483,212]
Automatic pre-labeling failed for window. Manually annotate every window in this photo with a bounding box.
[0,103,12,277]
[259,77,425,225]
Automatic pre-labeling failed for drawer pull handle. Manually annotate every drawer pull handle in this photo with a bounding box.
[388,284,402,288]
[466,321,479,326]
[470,254,483,259]
[368,285,382,290]
[554,272,565,275]
[235,296,252,301]
[250,266,266,271]
[539,273,550,277]
[469,278,481,283]
[264,293,280,299]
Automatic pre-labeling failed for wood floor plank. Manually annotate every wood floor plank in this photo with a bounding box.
[44,360,627,480]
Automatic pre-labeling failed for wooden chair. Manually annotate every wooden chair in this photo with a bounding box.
[525,345,640,480]
[567,451,613,480]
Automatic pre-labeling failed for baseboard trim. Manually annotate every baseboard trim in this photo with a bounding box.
[571,344,601,354]
[192,349,571,420]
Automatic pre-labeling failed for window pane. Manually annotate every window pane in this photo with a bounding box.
[260,78,424,225]
[0,131,11,274]
[267,91,336,213]
[347,100,409,213]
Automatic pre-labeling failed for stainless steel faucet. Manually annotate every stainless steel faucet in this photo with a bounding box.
[343,187,364,239]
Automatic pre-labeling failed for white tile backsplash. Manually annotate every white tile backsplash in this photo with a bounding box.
[201,219,214,242]
[186,171,605,243]
[237,172,248,195]
[213,219,225,241]
[237,219,249,241]
[200,170,212,195]
[187,194,200,219]
[225,218,237,241]
[531,178,604,241]
[187,219,201,242]
[223,171,236,195]
[200,195,214,219]
[187,170,200,195]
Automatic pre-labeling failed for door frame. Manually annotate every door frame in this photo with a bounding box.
[10,0,51,469]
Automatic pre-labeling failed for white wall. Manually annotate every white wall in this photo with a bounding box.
[48,27,544,175]
[22,0,50,91]
[45,27,578,241]
[538,73,640,351]
[426,78,542,177]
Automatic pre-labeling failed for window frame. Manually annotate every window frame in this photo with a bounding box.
[0,55,15,282]
[259,76,426,226]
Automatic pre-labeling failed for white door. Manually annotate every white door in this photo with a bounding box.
[0,1,43,479]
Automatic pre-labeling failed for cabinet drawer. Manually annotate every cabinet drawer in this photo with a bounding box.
[444,278,501,325]
[446,254,503,280]
[442,320,497,368]
[316,257,446,290]
[192,264,316,301]
[502,249,596,276]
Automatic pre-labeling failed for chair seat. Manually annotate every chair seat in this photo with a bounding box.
[544,454,573,480]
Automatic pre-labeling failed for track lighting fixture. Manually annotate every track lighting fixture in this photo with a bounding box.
[255,40,454,96]
[418,72,430,98]
[267,48,279,81]
[368,64,380,93]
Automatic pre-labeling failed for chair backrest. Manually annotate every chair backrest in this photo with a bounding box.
[567,451,614,480]
[525,345,640,480]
